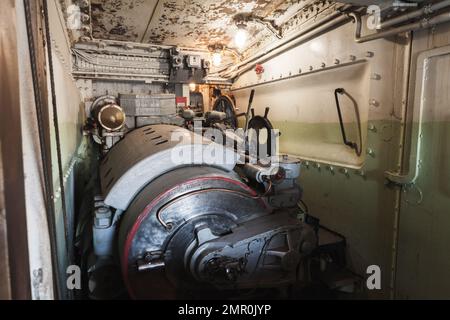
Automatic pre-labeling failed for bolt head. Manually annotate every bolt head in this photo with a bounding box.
[369,99,380,107]
[371,73,381,80]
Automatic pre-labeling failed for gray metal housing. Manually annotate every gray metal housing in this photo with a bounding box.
[100,125,238,210]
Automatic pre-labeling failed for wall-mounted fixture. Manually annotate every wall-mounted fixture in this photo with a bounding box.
[232,12,283,50]
[168,47,210,83]
[235,21,249,50]
[208,43,225,67]
[189,82,197,92]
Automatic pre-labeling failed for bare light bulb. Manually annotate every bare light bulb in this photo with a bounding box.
[234,28,248,50]
[212,52,222,67]
[189,82,196,92]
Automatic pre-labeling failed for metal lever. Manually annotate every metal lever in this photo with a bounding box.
[244,89,255,132]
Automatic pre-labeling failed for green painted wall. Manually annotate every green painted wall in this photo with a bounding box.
[396,122,450,299]
[394,29,450,298]
[232,19,450,299]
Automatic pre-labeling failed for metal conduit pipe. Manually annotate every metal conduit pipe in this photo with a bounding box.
[72,71,170,80]
[222,10,351,79]
[350,11,450,43]
[224,3,450,79]
[219,8,347,76]
[380,0,450,29]
[388,32,412,299]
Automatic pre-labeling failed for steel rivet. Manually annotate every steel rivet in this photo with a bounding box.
[369,99,380,107]
[371,73,381,80]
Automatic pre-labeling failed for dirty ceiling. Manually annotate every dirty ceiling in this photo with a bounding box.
[89,0,325,51]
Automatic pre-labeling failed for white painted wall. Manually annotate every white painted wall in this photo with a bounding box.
[232,21,400,168]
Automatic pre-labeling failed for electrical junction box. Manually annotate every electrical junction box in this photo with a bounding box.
[187,55,202,68]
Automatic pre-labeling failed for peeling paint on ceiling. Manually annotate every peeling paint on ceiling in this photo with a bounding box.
[91,0,158,41]
[89,0,318,51]
[73,0,423,55]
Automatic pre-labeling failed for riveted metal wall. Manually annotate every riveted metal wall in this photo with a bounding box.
[232,20,410,299]
[395,22,450,299]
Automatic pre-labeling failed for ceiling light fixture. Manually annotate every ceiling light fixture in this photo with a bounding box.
[212,52,222,67]
[232,12,282,51]
[234,22,248,50]
[208,43,225,67]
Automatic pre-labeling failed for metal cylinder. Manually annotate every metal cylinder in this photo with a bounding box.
[181,108,196,120]
[241,163,285,184]
[380,0,450,29]
[206,110,227,121]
